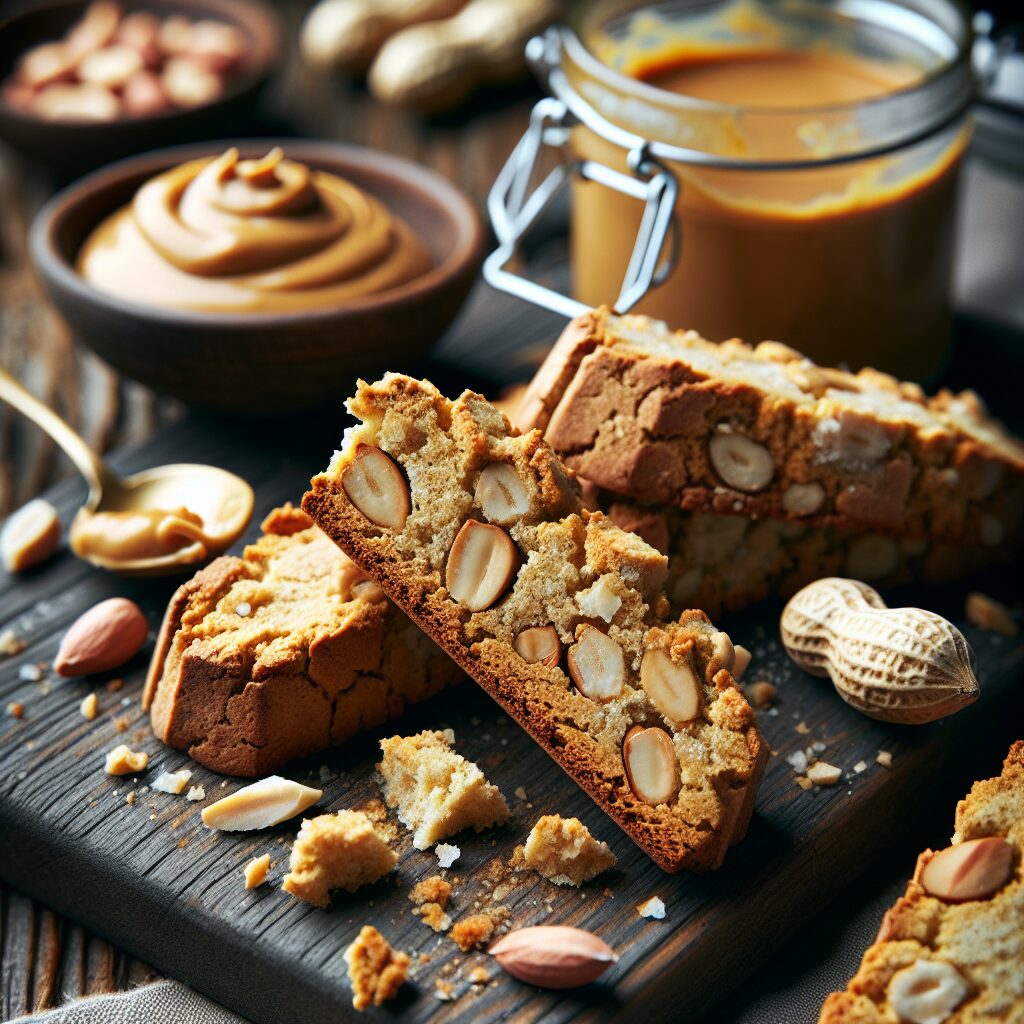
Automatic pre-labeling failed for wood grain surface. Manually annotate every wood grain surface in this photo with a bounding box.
[1,4,1023,1022]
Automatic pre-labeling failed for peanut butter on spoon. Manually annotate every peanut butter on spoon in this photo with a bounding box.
[0,369,252,577]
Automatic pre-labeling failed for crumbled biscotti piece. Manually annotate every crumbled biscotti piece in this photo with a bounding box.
[303,374,766,873]
[512,815,617,886]
[344,925,410,1011]
[410,875,453,932]
[589,486,1001,619]
[243,854,270,889]
[143,503,460,777]
[378,730,509,850]
[820,741,1024,1023]
[450,908,507,952]
[104,744,148,775]
[282,810,396,907]
[520,307,1024,548]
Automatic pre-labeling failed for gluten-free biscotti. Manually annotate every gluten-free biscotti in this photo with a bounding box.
[520,308,1024,547]
[144,505,460,776]
[820,742,1023,1023]
[302,374,767,872]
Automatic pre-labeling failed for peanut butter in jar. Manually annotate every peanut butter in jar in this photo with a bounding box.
[563,0,974,381]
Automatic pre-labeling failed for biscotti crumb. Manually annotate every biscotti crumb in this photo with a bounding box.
[344,925,410,1011]
[0,629,26,657]
[6,701,24,719]
[244,854,271,889]
[104,744,148,775]
[637,896,666,919]
[746,681,777,709]
[436,843,460,868]
[514,786,528,801]
[876,750,893,769]
[410,875,453,932]
[283,810,396,907]
[511,815,617,886]
[378,730,509,850]
[450,908,508,952]
[79,693,98,720]
[152,769,192,794]
[125,791,137,805]
[434,978,454,1001]
[795,776,814,791]
[965,592,1018,636]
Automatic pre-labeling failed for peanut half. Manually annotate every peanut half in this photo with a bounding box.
[919,837,1013,903]
[623,725,680,806]
[475,462,530,524]
[202,776,323,831]
[342,444,410,531]
[639,647,701,725]
[514,625,560,668]
[446,520,518,611]
[567,626,625,703]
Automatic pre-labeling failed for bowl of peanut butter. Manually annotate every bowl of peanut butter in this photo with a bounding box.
[29,140,485,410]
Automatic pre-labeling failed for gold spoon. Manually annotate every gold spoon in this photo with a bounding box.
[0,368,254,577]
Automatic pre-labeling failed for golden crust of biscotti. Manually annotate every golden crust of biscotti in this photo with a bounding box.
[523,308,1024,548]
[819,742,1024,1023]
[302,374,767,873]
[143,504,459,776]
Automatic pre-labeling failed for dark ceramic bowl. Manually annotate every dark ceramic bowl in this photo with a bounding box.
[0,0,279,177]
[30,139,485,411]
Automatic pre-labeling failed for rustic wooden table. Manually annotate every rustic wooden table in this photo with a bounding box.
[0,6,543,1015]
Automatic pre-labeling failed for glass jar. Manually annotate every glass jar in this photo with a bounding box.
[486,0,975,382]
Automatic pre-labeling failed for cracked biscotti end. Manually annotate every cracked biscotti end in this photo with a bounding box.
[512,814,617,886]
[521,307,1024,548]
[378,729,509,850]
[143,503,460,777]
[819,741,1023,1024]
[302,374,766,873]
[283,810,397,907]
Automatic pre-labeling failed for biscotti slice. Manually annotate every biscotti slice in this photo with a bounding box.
[520,307,1024,547]
[512,814,617,886]
[302,374,767,872]
[593,489,1000,619]
[143,505,460,776]
[378,729,509,849]
[282,810,397,907]
[819,741,1023,1023]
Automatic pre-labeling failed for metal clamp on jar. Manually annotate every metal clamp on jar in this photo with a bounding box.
[485,0,979,380]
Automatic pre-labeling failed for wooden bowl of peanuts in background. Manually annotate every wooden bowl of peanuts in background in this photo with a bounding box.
[0,0,279,178]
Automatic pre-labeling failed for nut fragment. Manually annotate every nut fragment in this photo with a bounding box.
[782,482,826,516]
[567,626,625,703]
[122,69,170,116]
[475,463,530,524]
[746,680,777,708]
[965,592,1017,637]
[55,597,149,677]
[162,56,222,107]
[514,626,560,668]
[105,744,148,775]
[445,520,518,611]
[806,761,842,786]
[342,444,410,531]
[79,693,98,721]
[1,498,61,572]
[623,725,679,806]
[709,432,774,493]
[244,854,271,889]
[732,643,752,681]
[202,776,323,831]
[33,82,120,120]
[887,959,968,1024]
[639,648,701,724]
[919,837,1013,903]
[77,44,144,88]
[489,926,618,989]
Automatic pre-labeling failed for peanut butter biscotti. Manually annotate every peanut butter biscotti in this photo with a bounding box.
[820,741,1023,1023]
[302,374,767,872]
[520,308,1024,547]
[144,505,459,776]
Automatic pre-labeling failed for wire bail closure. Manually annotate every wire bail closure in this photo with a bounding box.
[484,31,680,319]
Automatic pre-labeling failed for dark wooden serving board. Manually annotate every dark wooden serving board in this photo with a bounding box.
[1,284,1022,1024]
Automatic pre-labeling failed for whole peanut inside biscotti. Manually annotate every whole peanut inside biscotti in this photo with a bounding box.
[325,379,759,822]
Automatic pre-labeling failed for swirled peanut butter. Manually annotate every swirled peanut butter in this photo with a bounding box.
[70,507,212,565]
[77,148,431,313]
